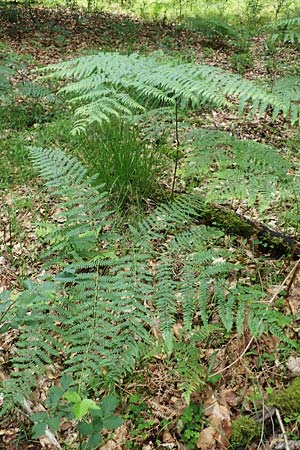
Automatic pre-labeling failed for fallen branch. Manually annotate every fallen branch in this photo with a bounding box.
[195,201,300,258]
[275,408,291,450]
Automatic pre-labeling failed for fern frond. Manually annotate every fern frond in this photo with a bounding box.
[182,129,292,210]
[172,326,219,403]
[272,76,300,103]
[4,147,292,402]
[269,16,300,44]
[197,65,300,123]
[173,339,206,404]
[24,147,151,387]
[154,259,178,353]
[41,50,300,133]
[39,52,228,132]
[16,81,57,102]
[215,281,234,332]
[184,16,240,42]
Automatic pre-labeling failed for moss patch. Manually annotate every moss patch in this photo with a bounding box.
[268,378,300,416]
[197,204,253,237]
[230,416,261,448]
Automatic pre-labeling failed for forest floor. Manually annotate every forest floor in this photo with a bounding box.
[1,5,300,450]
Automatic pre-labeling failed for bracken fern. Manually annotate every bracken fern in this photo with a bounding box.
[182,129,292,212]
[1,148,294,407]
[40,51,300,133]
[269,16,300,44]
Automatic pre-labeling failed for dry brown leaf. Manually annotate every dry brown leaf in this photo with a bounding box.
[221,388,240,407]
[260,335,279,353]
[152,322,162,340]
[100,440,120,450]
[196,426,216,450]
[286,277,300,314]
[162,430,174,443]
[204,394,217,416]
[207,403,231,449]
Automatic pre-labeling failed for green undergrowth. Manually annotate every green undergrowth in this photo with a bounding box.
[268,378,300,415]
[54,0,299,24]
[230,416,261,449]
[229,379,300,448]
[74,121,167,208]
[0,111,71,189]
[1,17,300,449]
[0,133,36,188]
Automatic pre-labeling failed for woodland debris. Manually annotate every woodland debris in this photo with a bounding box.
[271,440,300,450]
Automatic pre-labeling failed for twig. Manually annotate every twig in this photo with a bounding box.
[275,408,291,450]
[256,384,266,450]
[286,259,300,294]
[0,300,15,323]
[213,260,300,377]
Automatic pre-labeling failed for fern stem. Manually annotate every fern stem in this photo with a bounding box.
[78,259,101,394]
[171,101,180,198]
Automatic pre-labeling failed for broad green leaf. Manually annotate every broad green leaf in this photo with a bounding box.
[101,395,118,416]
[87,433,103,449]
[73,399,100,420]
[63,390,81,404]
[47,386,64,407]
[77,420,94,436]
[32,421,47,438]
[102,415,124,430]
[61,374,73,391]
[48,416,61,432]
[32,412,48,422]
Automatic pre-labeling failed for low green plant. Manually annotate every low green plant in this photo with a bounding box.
[230,416,261,448]
[31,375,123,450]
[1,147,295,426]
[179,403,205,449]
[181,129,293,213]
[284,412,300,439]
[171,326,222,404]
[0,43,60,131]
[0,3,20,23]
[232,34,251,53]
[245,0,266,26]
[0,135,36,188]
[184,15,240,48]
[268,378,300,416]
[230,51,254,74]
[112,19,141,37]
[203,46,215,58]
[0,100,57,131]
[264,37,278,56]
[125,394,155,448]
[76,121,165,207]
[269,16,300,44]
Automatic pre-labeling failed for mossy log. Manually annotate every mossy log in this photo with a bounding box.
[194,202,300,259]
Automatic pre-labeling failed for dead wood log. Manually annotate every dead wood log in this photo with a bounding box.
[195,202,300,259]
